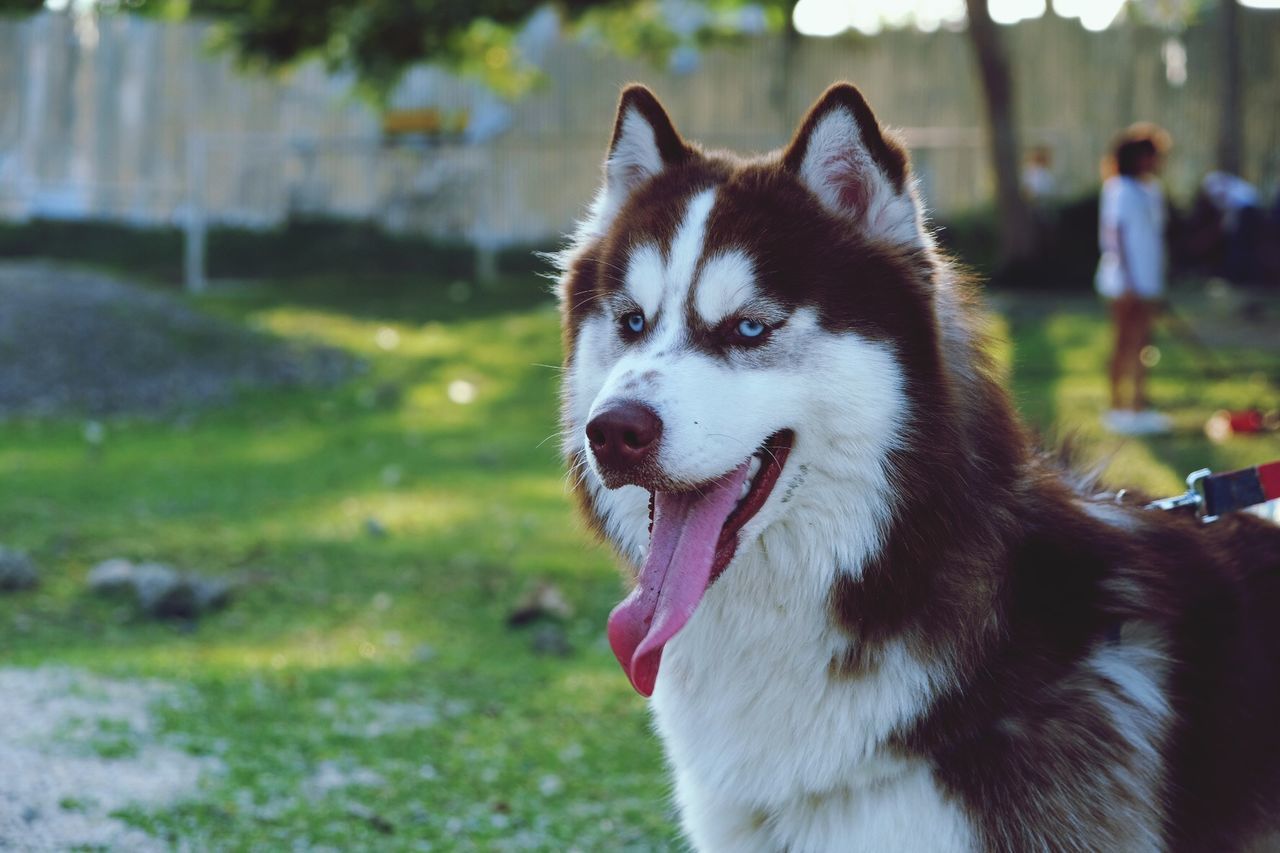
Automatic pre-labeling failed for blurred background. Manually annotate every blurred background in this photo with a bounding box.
[0,0,1277,849]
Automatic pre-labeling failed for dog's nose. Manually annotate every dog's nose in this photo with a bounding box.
[587,401,663,474]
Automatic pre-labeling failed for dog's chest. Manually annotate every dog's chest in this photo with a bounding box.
[648,544,970,850]
[650,547,925,795]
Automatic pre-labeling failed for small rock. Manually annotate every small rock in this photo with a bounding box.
[191,576,233,613]
[87,558,232,619]
[530,623,572,657]
[507,582,574,626]
[0,547,39,591]
[86,558,136,594]
[345,803,395,835]
[473,449,502,469]
[132,562,191,618]
[373,382,402,408]
[83,420,106,446]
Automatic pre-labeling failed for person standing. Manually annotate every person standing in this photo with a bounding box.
[1096,125,1172,435]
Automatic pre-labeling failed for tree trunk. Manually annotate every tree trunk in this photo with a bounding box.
[963,0,1036,266]
[771,7,800,136]
[1216,0,1242,175]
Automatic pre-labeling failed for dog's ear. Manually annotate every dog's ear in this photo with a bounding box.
[783,84,921,246]
[588,85,690,235]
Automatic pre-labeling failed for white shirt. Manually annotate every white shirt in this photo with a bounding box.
[1095,175,1166,300]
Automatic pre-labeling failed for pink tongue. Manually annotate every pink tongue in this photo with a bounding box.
[607,462,750,697]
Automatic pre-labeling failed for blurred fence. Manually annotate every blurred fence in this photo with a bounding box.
[0,8,1277,278]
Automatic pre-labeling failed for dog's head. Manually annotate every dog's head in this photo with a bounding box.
[558,84,944,696]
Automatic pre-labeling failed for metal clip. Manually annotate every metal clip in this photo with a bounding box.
[1145,468,1212,518]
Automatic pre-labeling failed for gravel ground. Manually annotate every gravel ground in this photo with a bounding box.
[0,261,353,418]
[0,667,219,851]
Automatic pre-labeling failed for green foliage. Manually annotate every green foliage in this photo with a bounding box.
[165,0,636,96]
[0,217,554,284]
[0,219,185,281]
[0,0,793,97]
[0,0,41,13]
[173,0,796,95]
[449,17,543,99]
[574,0,785,61]
[204,218,480,281]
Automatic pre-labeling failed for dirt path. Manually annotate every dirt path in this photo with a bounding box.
[0,667,218,851]
[0,261,351,418]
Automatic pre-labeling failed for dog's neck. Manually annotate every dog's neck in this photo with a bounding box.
[827,267,1031,684]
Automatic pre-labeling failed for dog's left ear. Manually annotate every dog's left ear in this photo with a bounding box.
[783,84,921,246]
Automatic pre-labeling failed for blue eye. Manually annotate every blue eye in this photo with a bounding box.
[736,318,766,339]
[624,312,645,335]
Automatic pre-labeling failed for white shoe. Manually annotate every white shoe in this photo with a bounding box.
[1129,409,1172,434]
[1103,409,1138,434]
[1104,409,1171,435]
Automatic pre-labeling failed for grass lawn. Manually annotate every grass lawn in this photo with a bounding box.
[1,271,1277,850]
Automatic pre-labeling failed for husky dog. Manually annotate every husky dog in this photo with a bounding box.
[555,83,1280,852]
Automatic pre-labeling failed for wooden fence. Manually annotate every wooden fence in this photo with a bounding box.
[0,9,1276,256]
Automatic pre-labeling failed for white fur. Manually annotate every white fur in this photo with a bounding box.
[563,186,970,849]
[693,249,760,325]
[625,243,667,319]
[1093,652,1169,755]
[1081,499,1143,533]
[675,758,976,852]
[1090,629,1172,773]
[668,189,718,292]
[797,109,922,247]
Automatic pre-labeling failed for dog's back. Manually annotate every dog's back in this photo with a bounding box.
[1154,511,1280,850]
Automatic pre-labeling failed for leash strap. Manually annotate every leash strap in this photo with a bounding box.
[1146,461,1280,521]
[1202,461,1280,519]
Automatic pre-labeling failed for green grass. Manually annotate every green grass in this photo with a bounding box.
[1,273,1277,849]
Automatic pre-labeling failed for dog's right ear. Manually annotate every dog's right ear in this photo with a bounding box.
[588,85,690,236]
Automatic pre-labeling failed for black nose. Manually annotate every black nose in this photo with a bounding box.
[586,401,663,474]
